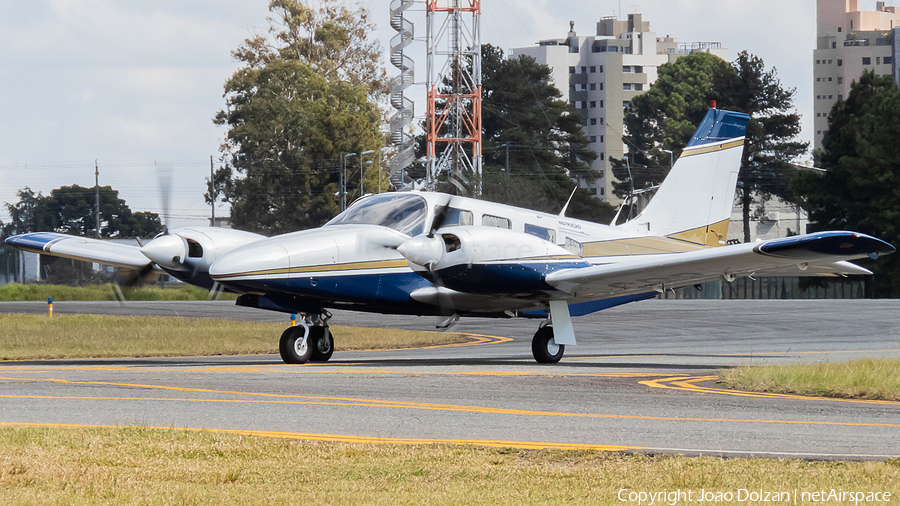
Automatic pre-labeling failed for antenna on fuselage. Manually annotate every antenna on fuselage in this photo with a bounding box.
[558,187,578,218]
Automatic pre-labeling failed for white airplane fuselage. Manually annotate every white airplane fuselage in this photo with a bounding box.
[208,191,670,318]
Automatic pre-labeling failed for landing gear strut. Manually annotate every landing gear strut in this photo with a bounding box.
[279,312,334,364]
[531,324,564,364]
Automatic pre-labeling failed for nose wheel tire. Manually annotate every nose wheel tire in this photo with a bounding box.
[532,326,564,364]
[280,326,313,364]
[279,325,334,364]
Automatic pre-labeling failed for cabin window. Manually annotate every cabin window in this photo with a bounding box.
[187,239,203,258]
[482,214,511,229]
[564,237,583,256]
[525,224,556,243]
[437,207,473,227]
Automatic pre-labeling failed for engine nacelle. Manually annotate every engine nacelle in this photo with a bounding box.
[141,227,265,288]
[397,227,590,296]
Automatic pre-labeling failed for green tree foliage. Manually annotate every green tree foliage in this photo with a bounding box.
[795,71,900,296]
[427,45,614,222]
[614,51,806,239]
[1,186,163,285]
[2,186,162,239]
[215,0,385,235]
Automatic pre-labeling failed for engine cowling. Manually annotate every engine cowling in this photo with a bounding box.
[397,227,590,296]
[140,227,265,288]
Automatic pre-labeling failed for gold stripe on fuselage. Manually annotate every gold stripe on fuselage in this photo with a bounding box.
[581,220,731,257]
[665,219,730,247]
[212,259,410,280]
[581,236,706,257]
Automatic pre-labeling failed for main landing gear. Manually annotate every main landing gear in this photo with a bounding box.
[531,323,564,364]
[279,312,334,364]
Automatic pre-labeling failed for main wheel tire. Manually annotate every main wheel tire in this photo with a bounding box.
[531,326,564,364]
[310,327,334,362]
[279,326,313,364]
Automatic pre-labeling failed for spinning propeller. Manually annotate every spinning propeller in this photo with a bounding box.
[395,200,460,328]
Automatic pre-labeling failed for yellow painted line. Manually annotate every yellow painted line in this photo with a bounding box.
[642,375,900,406]
[0,332,513,371]
[0,422,640,451]
[3,376,899,428]
[360,333,513,352]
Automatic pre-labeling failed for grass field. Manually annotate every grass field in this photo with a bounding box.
[0,426,896,505]
[720,358,900,401]
[0,283,238,302]
[0,314,465,360]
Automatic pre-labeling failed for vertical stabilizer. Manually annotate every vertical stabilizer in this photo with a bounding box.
[620,109,749,246]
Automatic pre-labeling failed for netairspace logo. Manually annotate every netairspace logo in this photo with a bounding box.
[617,488,893,505]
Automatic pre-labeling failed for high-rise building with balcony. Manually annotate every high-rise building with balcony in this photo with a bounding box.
[814,0,900,150]
[510,14,727,204]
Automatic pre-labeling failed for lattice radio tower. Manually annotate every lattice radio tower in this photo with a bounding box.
[425,0,482,195]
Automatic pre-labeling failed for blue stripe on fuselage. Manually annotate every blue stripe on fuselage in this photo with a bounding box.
[220,271,433,306]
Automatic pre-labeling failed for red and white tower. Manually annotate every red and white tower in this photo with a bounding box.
[425,0,482,195]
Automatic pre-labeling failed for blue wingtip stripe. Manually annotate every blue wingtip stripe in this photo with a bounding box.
[4,232,69,252]
[756,231,895,259]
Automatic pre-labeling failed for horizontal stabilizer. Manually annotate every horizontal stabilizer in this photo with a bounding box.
[5,232,151,270]
[546,231,894,297]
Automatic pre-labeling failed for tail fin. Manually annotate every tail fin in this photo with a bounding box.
[620,108,749,246]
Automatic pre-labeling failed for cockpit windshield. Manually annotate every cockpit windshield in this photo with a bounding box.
[325,193,427,236]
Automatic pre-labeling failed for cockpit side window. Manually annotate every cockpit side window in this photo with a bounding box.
[325,194,427,236]
[436,207,473,227]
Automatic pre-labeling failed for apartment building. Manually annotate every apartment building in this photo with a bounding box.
[814,0,900,150]
[510,14,727,204]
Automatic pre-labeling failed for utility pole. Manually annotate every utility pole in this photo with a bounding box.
[210,155,216,227]
[505,144,510,179]
[94,159,100,238]
[360,150,375,196]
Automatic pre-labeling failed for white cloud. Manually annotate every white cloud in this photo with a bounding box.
[97,101,208,151]
[94,67,233,99]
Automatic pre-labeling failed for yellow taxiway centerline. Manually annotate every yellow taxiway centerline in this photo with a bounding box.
[0,422,641,451]
[2,376,899,428]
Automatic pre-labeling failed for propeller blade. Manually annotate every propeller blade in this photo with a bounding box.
[429,204,451,238]
[120,262,156,288]
[157,162,173,232]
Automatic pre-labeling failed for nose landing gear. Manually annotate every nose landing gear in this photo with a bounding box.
[531,324,564,364]
[279,312,334,364]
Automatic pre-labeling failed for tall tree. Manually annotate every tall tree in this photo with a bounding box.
[729,51,807,242]
[615,51,806,240]
[215,0,386,235]
[614,52,737,197]
[795,71,900,296]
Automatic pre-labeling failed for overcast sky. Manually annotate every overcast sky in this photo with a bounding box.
[0,0,887,229]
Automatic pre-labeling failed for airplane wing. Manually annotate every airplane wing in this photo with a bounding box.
[5,232,152,270]
[546,231,895,298]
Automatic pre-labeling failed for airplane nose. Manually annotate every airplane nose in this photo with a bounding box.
[397,235,443,268]
[140,234,186,269]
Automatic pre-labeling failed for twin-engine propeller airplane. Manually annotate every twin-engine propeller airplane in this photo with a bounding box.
[6,108,895,364]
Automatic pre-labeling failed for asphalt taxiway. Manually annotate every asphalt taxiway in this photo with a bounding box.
[1,299,899,459]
